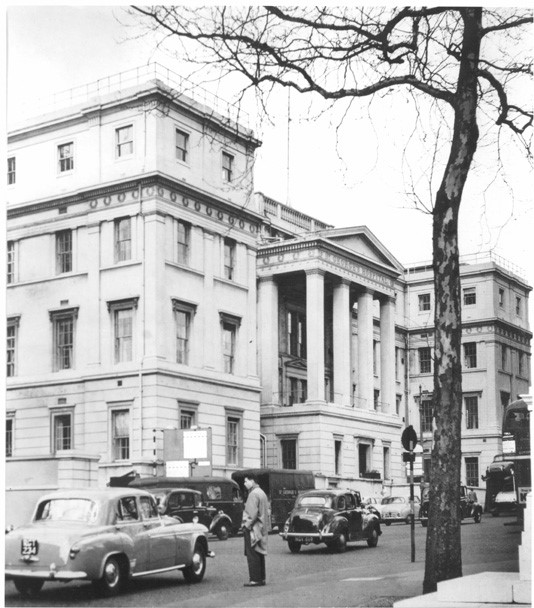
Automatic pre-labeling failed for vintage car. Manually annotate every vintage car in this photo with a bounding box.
[5,488,214,597]
[420,485,482,526]
[128,476,243,536]
[381,495,421,525]
[279,489,381,553]
[362,496,385,519]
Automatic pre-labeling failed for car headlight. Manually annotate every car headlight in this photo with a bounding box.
[283,519,290,533]
[69,545,81,560]
[193,516,199,524]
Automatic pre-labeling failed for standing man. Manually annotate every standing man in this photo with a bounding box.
[242,473,269,587]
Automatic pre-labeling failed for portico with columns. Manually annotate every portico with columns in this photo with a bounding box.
[258,227,407,488]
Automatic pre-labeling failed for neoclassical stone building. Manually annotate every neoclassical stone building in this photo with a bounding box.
[6,65,531,525]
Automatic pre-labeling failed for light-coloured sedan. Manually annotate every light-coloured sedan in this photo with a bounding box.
[381,496,420,525]
[5,488,214,597]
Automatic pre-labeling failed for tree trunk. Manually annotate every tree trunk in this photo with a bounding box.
[423,8,482,594]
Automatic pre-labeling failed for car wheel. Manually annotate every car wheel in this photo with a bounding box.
[217,523,229,541]
[367,527,379,548]
[385,521,391,526]
[335,532,347,553]
[405,516,412,525]
[93,555,125,596]
[492,511,499,517]
[183,542,206,583]
[474,511,482,523]
[421,519,428,528]
[13,578,44,598]
[288,538,301,554]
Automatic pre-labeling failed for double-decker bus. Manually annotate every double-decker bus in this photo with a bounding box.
[484,396,531,516]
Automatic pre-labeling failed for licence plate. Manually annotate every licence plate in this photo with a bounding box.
[21,539,39,557]
[294,536,313,543]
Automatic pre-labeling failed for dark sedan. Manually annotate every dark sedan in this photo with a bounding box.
[279,489,381,553]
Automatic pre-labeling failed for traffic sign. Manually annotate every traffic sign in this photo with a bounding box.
[401,425,418,451]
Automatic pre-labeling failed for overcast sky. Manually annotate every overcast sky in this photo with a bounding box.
[5,4,533,278]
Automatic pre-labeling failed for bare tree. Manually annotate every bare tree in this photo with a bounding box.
[132,5,532,593]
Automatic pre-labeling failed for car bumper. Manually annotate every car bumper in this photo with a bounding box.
[6,568,88,581]
[279,532,334,541]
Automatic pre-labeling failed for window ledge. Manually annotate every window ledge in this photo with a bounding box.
[6,271,88,288]
[214,276,249,292]
[165,260,204,278]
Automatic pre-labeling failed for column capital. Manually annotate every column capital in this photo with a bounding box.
[258,275,277,284]
[335,278,352,288]
[305,268,326,278]
[379,294,396,305]
[356,287,374,298]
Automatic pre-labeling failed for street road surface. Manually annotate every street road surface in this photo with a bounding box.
[4,514,521,607]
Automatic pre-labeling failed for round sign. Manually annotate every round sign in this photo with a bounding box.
[401,425,418,451]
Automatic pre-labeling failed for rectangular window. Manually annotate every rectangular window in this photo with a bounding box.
[7,241,15,284]
[222,151,234,182]
[499,288,505,308]
[222,322,236,374]
[396,395,402,416]
[358,443,370,477]
[6,415,15,458]
[7,156,16,185]
[52,312,76,371]
[226,416,240,465]
[176,129,189,162]
[281,438,297,470]
[373,341,378,374]
[175,309,191,364]
[289,377,307,405]
[116,125,133,157]
[287,310,307,358]
[465,396,479,429]
[463,287,476,306]
[383,446,390,480]
[463,342,477,369]
[58,142,74,172]
[56,230,72,274]
[180,410,195,429]
[223,238,235,280]
[177,220,190,265]
[112,409,130,460]
[419,347,432,374]
[421,399,433,433]
[515,296,522,316]
[374,389,380,411]
[501,344,508,371]
[6,417,13,457]
[114,308,133,363]
[418,293,431,311]
[465,457,479,488]
[53,412,72,452]
[6,322,17,377]
[334,439,342,475]
[114,217,132,262]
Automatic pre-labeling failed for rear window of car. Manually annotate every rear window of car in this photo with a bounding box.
[36,498,99,523]
[297,495,332,508]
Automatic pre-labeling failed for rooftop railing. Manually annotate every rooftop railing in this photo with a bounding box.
[405,251,526,281]
[10,62,251,130]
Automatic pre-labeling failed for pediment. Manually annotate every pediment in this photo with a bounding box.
[319,226,404,272]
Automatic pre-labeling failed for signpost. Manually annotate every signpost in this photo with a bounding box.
[401,425,418,563]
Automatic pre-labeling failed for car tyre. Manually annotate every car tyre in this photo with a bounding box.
[421,519,428,528]
[335,531,347,553]
[385,521,391,526]
[93,555,125,596]
[217,523,229,541]
[492,511,499,517]
[288,538,302,554]
[183,542,206,583]
[13,578,44,598]
[367,527,379,548]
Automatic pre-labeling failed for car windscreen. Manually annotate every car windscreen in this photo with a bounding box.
[35,498,99,523]
[297,495,332,508]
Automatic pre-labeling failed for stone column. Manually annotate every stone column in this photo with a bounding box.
[333,279,351,406]
[357,289,374,409]
[380,297,396,414]
[306,270,325,402]
[202,232,215,369]
[258,277,279,404]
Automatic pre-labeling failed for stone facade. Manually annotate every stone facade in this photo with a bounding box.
[6,66,531,525]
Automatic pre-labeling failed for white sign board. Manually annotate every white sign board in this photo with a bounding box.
[183,430,208,459]
[166,460,190,477]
